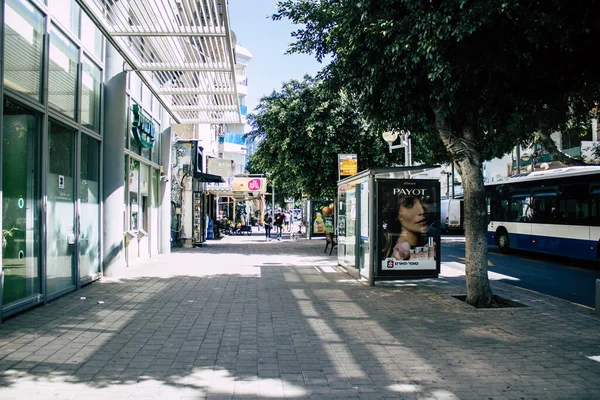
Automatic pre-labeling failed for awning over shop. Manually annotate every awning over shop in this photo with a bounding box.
[78,0,242,124]
[194,172,225,183]
[205,176,266,199]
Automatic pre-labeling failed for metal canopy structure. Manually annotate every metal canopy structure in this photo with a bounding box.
[78,0,241,124]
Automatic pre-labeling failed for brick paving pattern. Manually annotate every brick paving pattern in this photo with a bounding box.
[0,230,599,399]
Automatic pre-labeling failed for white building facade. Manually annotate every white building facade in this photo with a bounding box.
[0,0,242,320]
[169,39,254,246]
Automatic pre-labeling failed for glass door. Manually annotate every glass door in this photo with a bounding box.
[47,121,76,297]
[79,135,100,282]
[2,99,42,307]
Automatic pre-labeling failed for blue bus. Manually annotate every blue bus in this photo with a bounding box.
[486,166,600,261]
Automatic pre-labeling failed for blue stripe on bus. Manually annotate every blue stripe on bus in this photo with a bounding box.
[487,232,596,261]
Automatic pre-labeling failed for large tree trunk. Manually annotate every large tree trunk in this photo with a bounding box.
[431,101,496,307]
[456,158,496,307]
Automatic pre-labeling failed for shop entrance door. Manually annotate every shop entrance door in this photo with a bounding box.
[79,135,101,283]
[47,121,76,298]
[1,99,42,309]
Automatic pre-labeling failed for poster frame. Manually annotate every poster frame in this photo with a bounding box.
[374,178,441,279]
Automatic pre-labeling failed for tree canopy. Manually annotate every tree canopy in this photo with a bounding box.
[246,76,425,201]
[272,0,600,307]
[276,1,599,159]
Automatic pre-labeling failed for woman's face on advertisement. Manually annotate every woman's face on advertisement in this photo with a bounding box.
[398,196,428,234]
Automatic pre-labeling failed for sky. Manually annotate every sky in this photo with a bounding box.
[228,0,327,115]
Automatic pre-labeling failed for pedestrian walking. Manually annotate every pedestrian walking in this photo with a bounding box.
[284,210,292,232]
[274,208,285,240]
[264,213,273,241]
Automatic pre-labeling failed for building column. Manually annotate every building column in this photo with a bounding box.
[102,44,126,277]
[160,127,172,254]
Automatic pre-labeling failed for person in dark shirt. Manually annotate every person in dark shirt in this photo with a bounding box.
[274,208,285,240]
[264,213,273,241]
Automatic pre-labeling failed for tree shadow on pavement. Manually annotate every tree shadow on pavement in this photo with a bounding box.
[0,238,599,399]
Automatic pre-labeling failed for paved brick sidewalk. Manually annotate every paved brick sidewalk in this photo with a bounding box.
[0,231,599,399]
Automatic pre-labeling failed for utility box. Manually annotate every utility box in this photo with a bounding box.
[336,166,442,284]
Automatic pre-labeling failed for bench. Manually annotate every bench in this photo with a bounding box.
[324,232,338,255]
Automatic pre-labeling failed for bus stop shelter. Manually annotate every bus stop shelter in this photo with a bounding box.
[336,166,442,285]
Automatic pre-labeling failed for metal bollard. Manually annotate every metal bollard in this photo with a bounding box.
[597,280,600,316]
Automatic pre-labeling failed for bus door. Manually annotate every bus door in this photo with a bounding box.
[509,190,533,250]
[531,189,559,254]
[571,184,596,259]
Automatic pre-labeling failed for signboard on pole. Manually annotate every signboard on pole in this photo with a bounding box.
[339,154,358,180]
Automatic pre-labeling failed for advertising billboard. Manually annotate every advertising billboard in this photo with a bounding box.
[377,179,440,273]
[311,200,335,236]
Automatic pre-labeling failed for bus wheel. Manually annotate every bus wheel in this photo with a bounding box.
[496,230,510,252]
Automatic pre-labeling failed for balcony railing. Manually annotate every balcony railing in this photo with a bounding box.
[224,132,246,145]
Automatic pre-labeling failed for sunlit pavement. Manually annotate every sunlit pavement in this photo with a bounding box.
[1,231,599,399]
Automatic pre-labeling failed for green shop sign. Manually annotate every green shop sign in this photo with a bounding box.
[131,104,156,149]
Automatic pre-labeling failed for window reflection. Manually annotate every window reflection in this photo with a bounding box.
[82,57,101,131]
[3,0,44,101]
[49,25,78,119]
[48,0,80,37]
[2,98,42,305]
[81,12,103,59]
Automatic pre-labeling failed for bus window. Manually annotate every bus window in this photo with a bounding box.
[532,191,558,223]
[560,184,589,225]
[590,187,600,226]
[510,192,532,222]
[487,185,509,221]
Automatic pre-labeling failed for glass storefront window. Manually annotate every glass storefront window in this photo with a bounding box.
[130,105,156,160]
[129,104,141,155]
[151,121,160,163]
[2,98,42,305]
[49,25,78,119]
[47,120,76,296]
[129,158,140,230]
[124,156,128,231]
[48,0,80,37]
[142,145,151,160]
[142,85,151,109]
[81,12,103,60]
[125,97,131,149]
[131,73,143,100]
[82,57,102,132]
[80,135,101,280]
[152,168,159,252]
[152,94,160,116]
[4,0,44,101]
[140,163,149,232]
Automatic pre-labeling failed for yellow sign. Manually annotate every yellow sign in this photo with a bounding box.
[339,154,358,177]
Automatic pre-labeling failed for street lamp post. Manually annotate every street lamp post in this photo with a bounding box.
[382,129,412,166]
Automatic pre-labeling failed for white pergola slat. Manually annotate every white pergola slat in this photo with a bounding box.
[77,0,241,125]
